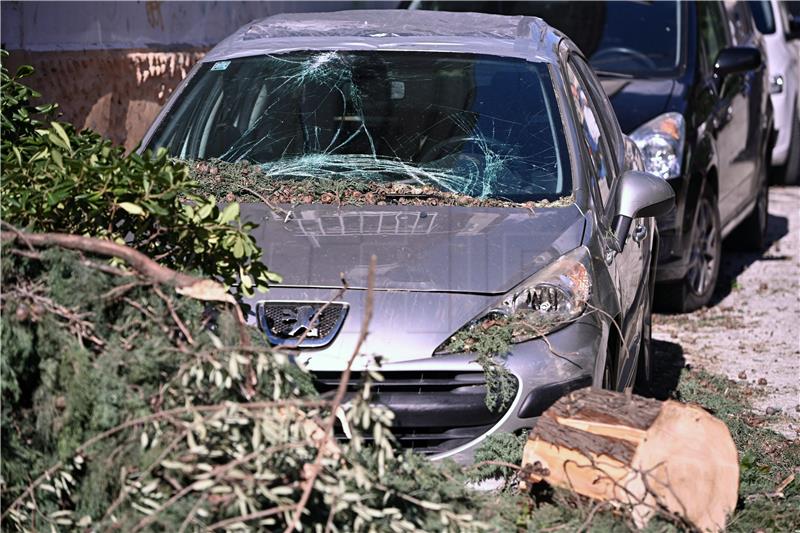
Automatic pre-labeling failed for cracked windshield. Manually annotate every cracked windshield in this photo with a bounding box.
[148,51,571,203]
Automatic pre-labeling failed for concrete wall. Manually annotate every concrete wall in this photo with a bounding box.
[1,1,385,150]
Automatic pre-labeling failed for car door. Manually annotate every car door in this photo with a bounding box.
[725,0,766,209]
[565,56,645,383]
[697,0,752,224]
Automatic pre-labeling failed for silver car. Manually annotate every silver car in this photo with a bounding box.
[141,10,674,462]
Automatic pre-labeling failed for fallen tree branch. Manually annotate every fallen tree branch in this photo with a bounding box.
[283,255,377,533]
[1,398,331,522]
[1,227,251,343]
[1,229,200,288]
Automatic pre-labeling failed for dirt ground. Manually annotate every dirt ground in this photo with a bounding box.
[651,186,800,438]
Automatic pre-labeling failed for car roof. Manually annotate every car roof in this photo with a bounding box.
[202,9,565,64]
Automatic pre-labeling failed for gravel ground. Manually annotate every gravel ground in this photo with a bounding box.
[652,186,800,438]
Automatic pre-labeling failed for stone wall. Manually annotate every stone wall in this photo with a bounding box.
[5,49,205,151]
[2,1,389,151]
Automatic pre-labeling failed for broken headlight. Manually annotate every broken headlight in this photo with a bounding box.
[435,247,592,354]
[630,112,685,180]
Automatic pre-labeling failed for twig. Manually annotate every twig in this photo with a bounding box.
[80,258,134,277]
[1,220,35,250]
[283,255,377,533]
[577,502,609,533]
[177,493,208,533]
[208,505,294,530]
[101,430,189,526]
[153,285,196,346]
[323,494,339,533]
[101,281,147,301]
[9,248,41,260]
[240,186,292,220]
[1,399,330,521]
[7,285,105,346]
[464,460,522,472]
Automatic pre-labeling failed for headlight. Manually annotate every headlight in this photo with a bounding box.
[630,112,685,179]
[435,247,592,354]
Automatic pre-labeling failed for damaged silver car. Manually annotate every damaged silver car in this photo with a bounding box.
[141,10,674,462]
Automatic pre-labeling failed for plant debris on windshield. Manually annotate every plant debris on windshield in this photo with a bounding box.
[189,160,574,209]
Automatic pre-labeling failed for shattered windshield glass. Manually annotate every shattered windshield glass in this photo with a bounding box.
[148,51,571,202]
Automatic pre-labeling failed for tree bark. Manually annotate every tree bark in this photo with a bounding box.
[521,388,738,532]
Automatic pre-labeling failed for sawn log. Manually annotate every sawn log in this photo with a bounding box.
[521,388,738,532]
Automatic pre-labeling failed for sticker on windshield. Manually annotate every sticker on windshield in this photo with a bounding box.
[210,60,230,71]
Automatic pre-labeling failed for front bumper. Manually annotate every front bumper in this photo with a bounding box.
[653,225,690,282]
[314,314,601,464]
[653,176,690,283]
[769,87,794,166]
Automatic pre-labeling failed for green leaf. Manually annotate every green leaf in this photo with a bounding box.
[15,64,34,77]
[47,131,69,151]
[50,122,71,151]
[51,149,63,169]
[118,202,145,216]
[232,238,245,258]
[217,202,240,224]
[197,202,214,220]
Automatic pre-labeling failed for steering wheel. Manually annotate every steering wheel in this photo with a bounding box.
[420,135,510,163]
[591,47,658,71]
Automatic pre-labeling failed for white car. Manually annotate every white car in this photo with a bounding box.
[749,0,800,183]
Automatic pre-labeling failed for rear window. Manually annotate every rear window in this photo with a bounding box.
[147,51,571,202]
[747,1,776,34]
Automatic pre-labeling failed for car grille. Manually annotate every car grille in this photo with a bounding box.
[313,370,516,456]
[256,301,347,348]
[260,304,343,338]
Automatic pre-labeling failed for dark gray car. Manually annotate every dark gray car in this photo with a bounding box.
[141,10,674,462]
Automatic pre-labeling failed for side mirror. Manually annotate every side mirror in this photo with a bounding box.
[713,47,762,82]
[787,14,800,40]
[610,170,675,251]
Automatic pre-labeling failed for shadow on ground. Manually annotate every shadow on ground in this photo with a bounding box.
[642,212,788,398]
[709,212,790,306]
[636,338,686,400]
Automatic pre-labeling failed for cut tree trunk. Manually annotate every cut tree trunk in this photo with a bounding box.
[521,388,738,532]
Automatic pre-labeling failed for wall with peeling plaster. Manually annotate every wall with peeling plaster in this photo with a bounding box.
[1,1,391,151]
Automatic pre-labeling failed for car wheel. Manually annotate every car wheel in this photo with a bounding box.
[731,174,769,251]
[782,114,800,185]
[656,191,721,313]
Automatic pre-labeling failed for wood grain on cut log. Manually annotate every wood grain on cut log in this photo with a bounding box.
[522,388,738,532]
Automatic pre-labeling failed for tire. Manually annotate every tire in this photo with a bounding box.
[656,190,721,313]
[782,114,800,185]
[731,173,769,251]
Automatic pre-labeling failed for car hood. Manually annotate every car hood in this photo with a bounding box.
[600,77,675,134]
[242,203,585,295]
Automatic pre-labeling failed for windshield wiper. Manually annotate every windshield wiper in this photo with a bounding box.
[592,70,635,79]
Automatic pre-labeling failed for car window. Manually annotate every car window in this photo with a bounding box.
[571,56,624,176]
[698,1,730,70]
[148,51,572,202]
[725,1,757,44]
[565,58,613,206]
[411,1,684,77]
[747,1,776,34]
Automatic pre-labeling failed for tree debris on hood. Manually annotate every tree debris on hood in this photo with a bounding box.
[188,160,575,209]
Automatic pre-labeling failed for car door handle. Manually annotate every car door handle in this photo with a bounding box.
[632,223,647,243]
